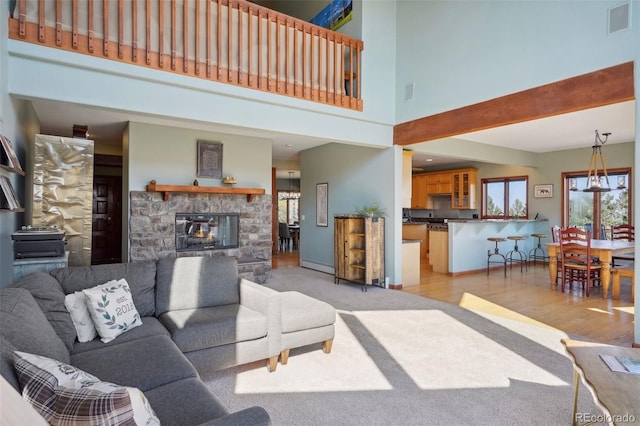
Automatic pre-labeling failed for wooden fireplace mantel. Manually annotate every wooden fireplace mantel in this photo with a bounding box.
[146,180,266,202]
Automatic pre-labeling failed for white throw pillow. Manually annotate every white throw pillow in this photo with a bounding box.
[83,278,142,343]
[64,291,97,342]
[13,351,159,426]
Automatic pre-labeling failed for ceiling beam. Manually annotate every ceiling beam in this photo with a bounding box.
[394,62,635,146]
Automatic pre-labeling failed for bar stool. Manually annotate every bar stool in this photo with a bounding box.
[528,233,549,267]
[506,236,527,272]
[487,237,507,277]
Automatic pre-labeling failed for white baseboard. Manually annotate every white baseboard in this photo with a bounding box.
[300,259,334,275]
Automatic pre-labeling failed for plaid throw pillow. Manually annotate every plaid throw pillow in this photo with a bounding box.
[13,351,159,426]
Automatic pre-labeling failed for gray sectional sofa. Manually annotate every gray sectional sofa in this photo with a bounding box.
[0,255,276,425]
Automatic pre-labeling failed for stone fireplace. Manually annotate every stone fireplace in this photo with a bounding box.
[129,191,272,282]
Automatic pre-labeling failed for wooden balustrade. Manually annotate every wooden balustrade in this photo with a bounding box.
[8,0,363,111]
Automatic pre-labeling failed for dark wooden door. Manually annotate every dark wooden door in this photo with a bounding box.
[91,175,122,264]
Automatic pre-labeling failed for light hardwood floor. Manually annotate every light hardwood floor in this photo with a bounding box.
[273,250,636,347]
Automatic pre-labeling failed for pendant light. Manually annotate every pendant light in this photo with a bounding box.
[283,171,300,200]
[583,130,611,193]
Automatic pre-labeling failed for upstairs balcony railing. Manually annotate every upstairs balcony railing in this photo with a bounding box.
[8,0,363,111]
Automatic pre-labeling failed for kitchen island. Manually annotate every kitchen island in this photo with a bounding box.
[447,219,549,275]
[402,239,421,286]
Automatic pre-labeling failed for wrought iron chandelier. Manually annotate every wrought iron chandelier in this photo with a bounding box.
[583,130,611,193]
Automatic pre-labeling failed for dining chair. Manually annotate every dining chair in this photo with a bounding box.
[278,222,293,251]
[611,224,635,267]
[559,227,601,297]
[551,225,563,285]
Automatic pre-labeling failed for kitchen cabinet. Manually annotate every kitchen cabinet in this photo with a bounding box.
[411,175,427,208]
[429,229,448,273]
[402,224,427,260]
[402,151,413,208]
[426,172,452,195]
[334,215,385,290]
[452,169,477,209]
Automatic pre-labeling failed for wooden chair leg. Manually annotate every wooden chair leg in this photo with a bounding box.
[280,349,290,365]
[612,270,621,300]
[322,339,334,354]
[267,356,278,372]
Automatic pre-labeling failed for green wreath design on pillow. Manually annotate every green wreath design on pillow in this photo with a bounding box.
[95,284,139,331]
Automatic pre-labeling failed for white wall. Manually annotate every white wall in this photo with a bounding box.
[395,0,638,123]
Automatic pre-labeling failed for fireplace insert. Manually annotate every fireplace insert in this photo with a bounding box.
[175,213,239,252]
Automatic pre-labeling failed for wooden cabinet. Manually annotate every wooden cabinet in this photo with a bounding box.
[411,175,427,208]
[429,229,449,273]
[426,172,452,195]
[402,151,413,208]
[451,169,477,209]
[334,215,385,290]
[402,224,427,260]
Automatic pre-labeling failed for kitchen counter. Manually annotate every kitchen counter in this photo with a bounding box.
[402,224,428,260]
[448,219,549,274]
[447,219,542,223]
[402,239,420,286]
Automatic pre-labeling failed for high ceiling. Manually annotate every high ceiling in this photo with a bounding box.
[31,98,635,178]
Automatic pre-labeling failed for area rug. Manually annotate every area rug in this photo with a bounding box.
[202,267,603,425]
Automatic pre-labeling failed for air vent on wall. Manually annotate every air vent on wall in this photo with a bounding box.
[608,2,630,34]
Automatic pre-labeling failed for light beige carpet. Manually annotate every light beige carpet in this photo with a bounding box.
[203,267,604,425]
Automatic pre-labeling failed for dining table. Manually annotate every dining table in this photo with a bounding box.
[545,240,635,298]
[288,224,300,249]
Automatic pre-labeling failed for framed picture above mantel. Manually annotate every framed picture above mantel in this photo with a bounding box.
[197,140,223,179]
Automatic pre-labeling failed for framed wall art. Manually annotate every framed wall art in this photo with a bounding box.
[534,184,553,198]
[316,183,328,227]
[197,140,223,178]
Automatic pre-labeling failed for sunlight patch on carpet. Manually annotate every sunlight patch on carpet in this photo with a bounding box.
[354,310,568,390]
[232,313,392,394]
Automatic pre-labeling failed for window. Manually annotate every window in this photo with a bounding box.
[563,168,631,239]
[481,176,528,219]
[277,190,300,224]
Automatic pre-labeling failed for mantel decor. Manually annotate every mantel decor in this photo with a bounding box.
[146,180,265,202]
[197,140,223,178]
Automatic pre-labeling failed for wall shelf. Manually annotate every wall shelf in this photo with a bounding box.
[146,180,265,202]
[0,164,25,176]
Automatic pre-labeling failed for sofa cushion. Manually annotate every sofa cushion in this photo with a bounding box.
[280,291,337,333]
[0,336,20,391]
[71,334,198,392]
[51,260,157,317]
[64,291,97,342]
[144,377,229,425]
[14,351,159,426]
[11,272,77,351]
[83,279,142,343]
[71,316,169,354]
[0,288,70,364]
[155,256,239,316]
[159,305,267,353]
